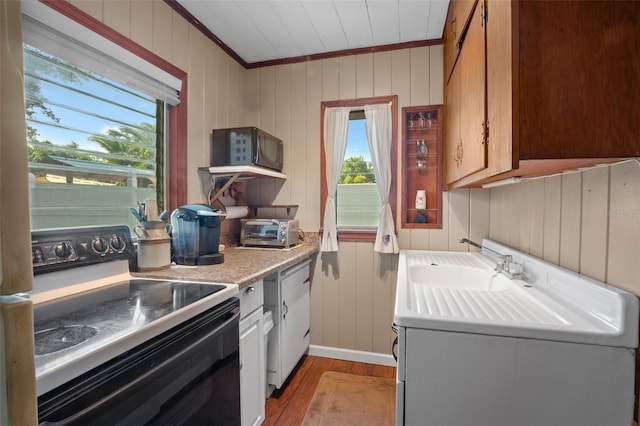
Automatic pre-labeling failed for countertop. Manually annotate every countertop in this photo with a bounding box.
[132,241,319,288]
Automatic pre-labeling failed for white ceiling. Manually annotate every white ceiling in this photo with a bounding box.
[174,0,449,66]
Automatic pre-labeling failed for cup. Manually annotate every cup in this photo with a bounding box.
[426,112,436,129]
[416,159,427,170]
[417,140,428,154]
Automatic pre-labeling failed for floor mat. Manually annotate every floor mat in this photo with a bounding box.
[301,371,395,426]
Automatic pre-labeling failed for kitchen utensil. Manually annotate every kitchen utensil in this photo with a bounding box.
[145,199,158,221]
[158,210,170,222]
[137,201,146,220]
[130,208,145,223]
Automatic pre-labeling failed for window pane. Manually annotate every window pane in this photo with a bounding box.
[24,44,161,230]
[336,117,380,227]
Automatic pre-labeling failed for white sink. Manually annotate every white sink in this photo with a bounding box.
[395,240,639,348]
[408,264,507,291]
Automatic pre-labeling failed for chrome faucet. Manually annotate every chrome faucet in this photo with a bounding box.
[459,238,525,280]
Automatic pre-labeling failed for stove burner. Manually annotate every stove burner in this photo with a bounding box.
[35,325,98,356]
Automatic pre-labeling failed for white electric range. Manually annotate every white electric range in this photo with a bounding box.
[31,225,240,424]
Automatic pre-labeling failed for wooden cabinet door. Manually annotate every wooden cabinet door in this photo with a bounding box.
[457,0,487,180]
[443,6,458,84]
[444,0,478,84]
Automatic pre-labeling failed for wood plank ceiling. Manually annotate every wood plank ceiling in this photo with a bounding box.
[170,0,449,68]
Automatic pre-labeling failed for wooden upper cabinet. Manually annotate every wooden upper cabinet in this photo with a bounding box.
[444,0,640,189]
[445,0,487,185]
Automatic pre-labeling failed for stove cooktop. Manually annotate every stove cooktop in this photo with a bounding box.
[34,278,237,396]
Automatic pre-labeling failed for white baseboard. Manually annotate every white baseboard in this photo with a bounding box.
[308,345,397,367]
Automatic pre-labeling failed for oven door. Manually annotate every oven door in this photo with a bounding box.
[37,298,240,425]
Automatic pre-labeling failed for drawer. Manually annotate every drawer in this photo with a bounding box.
[239,279,264,319]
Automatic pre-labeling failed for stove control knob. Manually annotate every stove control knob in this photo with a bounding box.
[32,248,45,264]
[110,234,126,252]
[54,242,74,259]
[91,236,109,254]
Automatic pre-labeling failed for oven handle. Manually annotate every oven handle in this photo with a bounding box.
[40,306,240,425]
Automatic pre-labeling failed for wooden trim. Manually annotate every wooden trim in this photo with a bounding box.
[168,78,188,211]
[320,96,398,242]
[336,230,377,243]
[163,0,442,70]
[247,39,444,69]
[445,158,629,189]
[39,0,188,211]
[163,0,249,69]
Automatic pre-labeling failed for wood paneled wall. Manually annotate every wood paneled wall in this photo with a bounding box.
[488,160,640,297]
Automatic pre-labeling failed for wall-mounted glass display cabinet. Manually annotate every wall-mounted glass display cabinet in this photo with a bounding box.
[401,105,443,229]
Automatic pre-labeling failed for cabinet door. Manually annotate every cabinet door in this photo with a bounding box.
[444,0,478,83]
[443,4,458,83]
[280,261,310,383]
[457,0,487,180]
[240,308,265,426]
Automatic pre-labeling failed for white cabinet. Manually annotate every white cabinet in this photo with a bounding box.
[239,281,265,426]
[397,326,636,426]
[264,260,310,389]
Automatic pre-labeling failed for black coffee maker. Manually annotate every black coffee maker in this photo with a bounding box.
[170,204,225,265]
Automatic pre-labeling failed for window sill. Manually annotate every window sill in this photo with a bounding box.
[337,228,377,243]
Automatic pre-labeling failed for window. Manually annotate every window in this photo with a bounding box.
[336,112,380,228]
[320,96,398,244]
[24,44,162,230]
[21,3,186,230]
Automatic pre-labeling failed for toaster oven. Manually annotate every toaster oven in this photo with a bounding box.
[240,219,299,248]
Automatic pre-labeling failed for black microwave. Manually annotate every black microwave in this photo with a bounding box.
[211,127,283,172]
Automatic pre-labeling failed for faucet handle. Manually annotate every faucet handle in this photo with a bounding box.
[500,254,512,267]
[506,261,523,276]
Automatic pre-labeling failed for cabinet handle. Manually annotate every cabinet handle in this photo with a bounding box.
[244,286,255,295]
[454,141,464,166]
[282,300,288,320]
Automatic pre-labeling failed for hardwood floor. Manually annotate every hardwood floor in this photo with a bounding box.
[264,355,397,425]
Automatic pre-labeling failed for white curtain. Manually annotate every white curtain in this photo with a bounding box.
[365,103,399,253]
[320,107,350,252]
